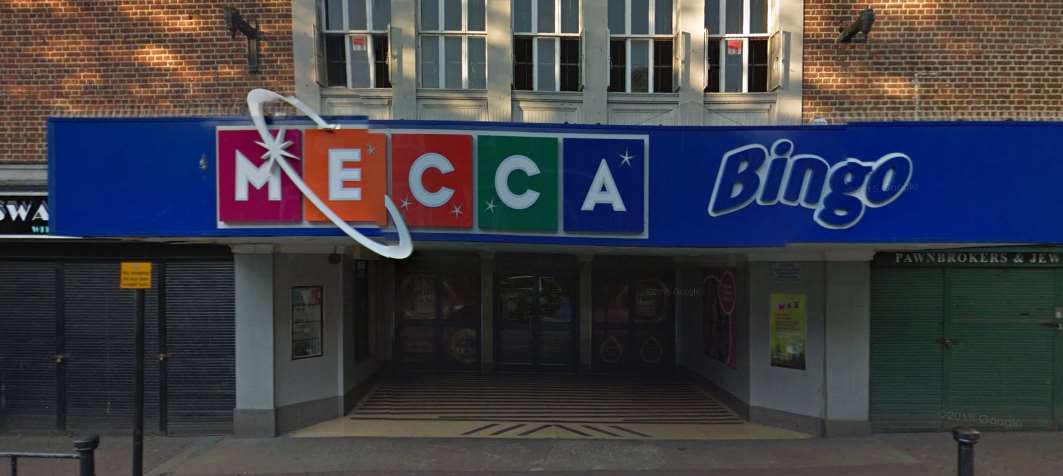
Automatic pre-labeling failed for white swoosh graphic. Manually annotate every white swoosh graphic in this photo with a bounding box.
[246,88,412,259]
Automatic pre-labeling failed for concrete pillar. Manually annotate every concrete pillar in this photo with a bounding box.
[581,0,608,123]
[480,252,495,374]
[579,255,593,373]
[823,253,872,436]
[775,0,804,124]
[486,0,513,121]
[391,0,418,118]
[678,0,705,124]
[292,0,321,111]
[232,246,277,437]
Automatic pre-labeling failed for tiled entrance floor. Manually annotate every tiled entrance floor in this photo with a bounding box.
[290,374,809,440]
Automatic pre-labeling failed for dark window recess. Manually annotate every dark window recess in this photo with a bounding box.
[353,260,370,363]
[372,35,391,88]
[748,38,768,92]
[705,38,720,92]
[514,37,534,90]
[325,34,348,87]
[560,38,580,91]
[653,39,673,93]
[608,39,626,92]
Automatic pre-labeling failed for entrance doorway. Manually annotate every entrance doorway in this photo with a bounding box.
[494,255,579,371]
[592,257,675,372]
[395,253,482,372]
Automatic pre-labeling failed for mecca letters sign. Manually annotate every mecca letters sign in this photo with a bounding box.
[216,127,649,238]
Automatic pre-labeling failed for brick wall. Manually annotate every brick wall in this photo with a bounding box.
[803,1,1063,123]
[0,1,294,163]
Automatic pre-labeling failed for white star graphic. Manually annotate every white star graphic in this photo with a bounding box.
[254,128,299,165]
[449,203,464,217]
[485,199,498,213]
[618,148,635,167]
[367,144,376,156]
[400,197,412,209]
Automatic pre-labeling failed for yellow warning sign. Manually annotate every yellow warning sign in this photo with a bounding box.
[120,262,152,289]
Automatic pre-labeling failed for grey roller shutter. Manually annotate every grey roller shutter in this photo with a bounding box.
[64,262,161,431]
[165,260,235,435]
[0,261,58,428]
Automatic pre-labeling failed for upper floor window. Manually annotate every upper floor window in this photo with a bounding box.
[419,0,487,89]
[607,0,675,93]
[513,0,582,92]
[319,0,393,88]
[705,0,770,93]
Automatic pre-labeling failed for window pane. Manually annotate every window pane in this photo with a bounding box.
[705,38,720,92]
[514,0,533,32]
[705,0,719,35]
[325,34,348,86]
[372,0,391,30]
[373,34,391,87]
[608,0,625,34]
[468,37,487,88]
[561,0,579,33]
[653,39,672,92]
[420,35,439,87]
[631,0,649,34]
[654,0,672,34]
[750,0,767,33]
[349,34,372,87]
[468,0,486,31]
[537,0,555,33]
[326,0,345,30]
[725,0,742,34]
[421,0,438,30]
[444,0,462,30]
[608,39,626,91]
[560,38,580,91]
[630,39,649,92]
[537,38,556,91]
[514,37,534,90]
[748,38,767,92]
[349,0,368,30]
[445,36,463,87]
[723,38,742,91]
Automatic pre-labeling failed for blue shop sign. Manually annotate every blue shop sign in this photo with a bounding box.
[47,117,1063,248]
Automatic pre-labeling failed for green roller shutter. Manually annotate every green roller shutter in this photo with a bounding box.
[945,268,1055,430]
[870,267,944,432]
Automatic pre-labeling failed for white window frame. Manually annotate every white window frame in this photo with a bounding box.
[608,0,676,93]
[319,0,392,89]
[705,0,771,93]
[419,0,488,89]
[513,0,582,92]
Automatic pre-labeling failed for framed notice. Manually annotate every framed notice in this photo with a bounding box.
[770,293,806,370]
[291,286,324,360]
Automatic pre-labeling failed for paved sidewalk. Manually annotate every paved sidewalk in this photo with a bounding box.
[3,431,1063,475]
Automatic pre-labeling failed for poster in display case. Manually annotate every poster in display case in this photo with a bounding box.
[291,286,324,359]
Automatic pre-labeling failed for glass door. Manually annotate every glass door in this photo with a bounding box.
[395,253,481,372]
[495,255,578,371]
[593,257,675,372]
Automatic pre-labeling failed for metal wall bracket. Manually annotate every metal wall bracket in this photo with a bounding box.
[224,5,262,74]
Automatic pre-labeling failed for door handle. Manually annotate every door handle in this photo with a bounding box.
[935,337,958,349]
[1038,321,1063,331]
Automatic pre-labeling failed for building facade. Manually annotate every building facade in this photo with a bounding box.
[5,0,1063,438]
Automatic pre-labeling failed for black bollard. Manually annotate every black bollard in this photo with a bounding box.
[952,426,980,476]
[73,434,99,476]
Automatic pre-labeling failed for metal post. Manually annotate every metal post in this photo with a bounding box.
[10,455,17,476]
[133,289,145,476]
[952,426,981,476]
[73,434,99,476]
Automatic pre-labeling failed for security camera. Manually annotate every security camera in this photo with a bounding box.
[837,7,876,43]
